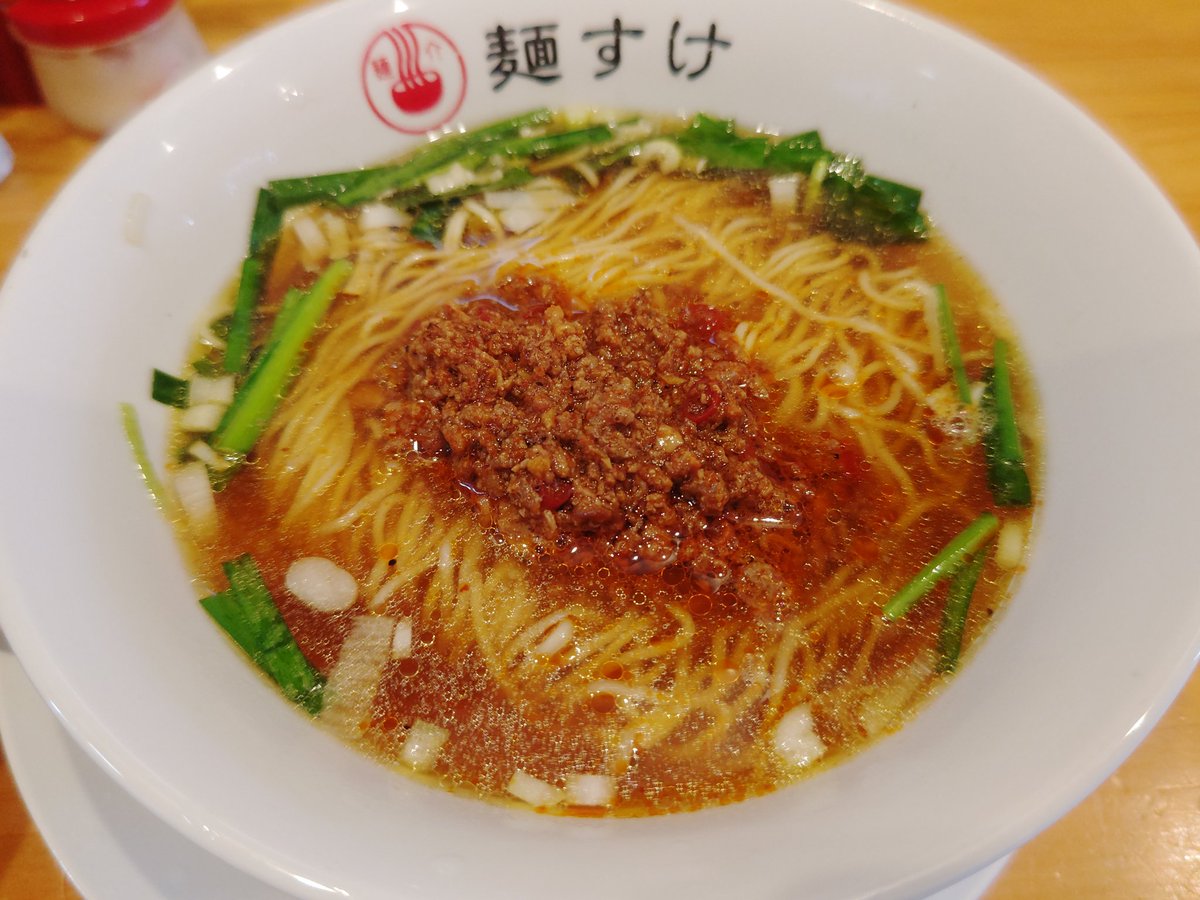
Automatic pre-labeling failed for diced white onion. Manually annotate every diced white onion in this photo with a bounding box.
[498,206,549,234]
[532,618,573,656]
[391,618,413,657]
[173,462,216,539]
[860,652,935,737]
[320,615,395,738]
[323,212,351,260]
[179,403,224,433]
[768,174,800,214]
[425,162,476,196]
[482,189,532,210]
[400,720,449,772]
[290,214,327,260]
[565,774,615,807]
[186,440,232,470]
[506,770,564,808]
[995,521,1026,569]
[484,182,574,211]
[285,557,359,612]
[197,321,226,350]
[358,203,411,231]
[188,374,235,406]
[772,704,826,769]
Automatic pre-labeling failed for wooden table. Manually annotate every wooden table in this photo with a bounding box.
[0,0,1197,896]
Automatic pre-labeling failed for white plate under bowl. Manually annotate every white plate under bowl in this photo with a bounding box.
[1,0,1199,898]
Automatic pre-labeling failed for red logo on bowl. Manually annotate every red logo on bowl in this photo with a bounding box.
[362,23,466,133]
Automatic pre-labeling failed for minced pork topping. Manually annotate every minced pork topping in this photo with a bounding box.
[373,268,816,614]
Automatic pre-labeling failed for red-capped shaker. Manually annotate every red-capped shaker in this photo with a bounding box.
[6,0,207,133]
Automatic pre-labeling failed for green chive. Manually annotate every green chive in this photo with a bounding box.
[936,543,991,673]
[150,369,189,408]
[210,258,352,458]
[936,285,973,405]
[982,339,1033,507]
[882,512,1000,620]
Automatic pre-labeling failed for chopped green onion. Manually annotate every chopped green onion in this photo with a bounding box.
[409,200,459,247]
[765,130,831,174]
[674,114,770,170]
[210,258,353,458]
[588,142,640,168]
[982,339,1033,507]
[661,116,926,242]
[265,109,554,210]
[936,285,972,405]
[119,402,174,513]
[461,124,614,166]
[247,188,282,257]
[202,555,324,713]
[936,542,991,673]
[329,152,468,208]
[224,256,264,375]
[331,108,554,208]
[199,589,259,656]
[226,190,287,376]
[209,314,232,341]
[266,170,361,208]
[882,512,999,620]
[820,161,927,244]
[222,555,295,652]
[150,369,189,408]
[260,111,926,246]
[265,287,304,346]
[191,356,222,377]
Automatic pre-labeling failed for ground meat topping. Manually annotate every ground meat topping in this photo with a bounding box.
[374,268,809,608]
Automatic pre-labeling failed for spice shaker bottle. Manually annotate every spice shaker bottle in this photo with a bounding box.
[6,0,207,134]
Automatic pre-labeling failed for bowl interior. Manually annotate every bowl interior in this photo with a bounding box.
[2,0,1200,897]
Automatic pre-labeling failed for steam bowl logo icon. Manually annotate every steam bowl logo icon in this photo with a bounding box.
[362,23,467,133]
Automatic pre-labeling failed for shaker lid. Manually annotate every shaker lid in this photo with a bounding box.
[6,0,176,49]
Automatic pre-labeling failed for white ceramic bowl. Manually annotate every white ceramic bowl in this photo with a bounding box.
[2,0,1200,897]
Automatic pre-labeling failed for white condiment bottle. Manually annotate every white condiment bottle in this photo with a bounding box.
[6,0,207,135]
